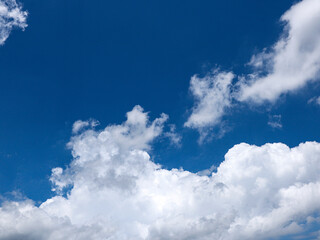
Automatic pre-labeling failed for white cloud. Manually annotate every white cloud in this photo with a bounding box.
[185,0,320,136]
[308,96,320,106]
[268,114,282,129]
[163,124,182,147]
[72,119,99,134]
[184,70,234,139]
[0,106,320,239]
[0,200,111,240]
[0,0,27,45]
[239,0,320,103]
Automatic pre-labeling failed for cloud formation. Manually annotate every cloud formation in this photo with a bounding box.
[268,114,282,129]
[186,0,320,135]
[184,70,234,140]
[308,96,320,106]
[72,119,99,134]
[239,0,320,103]
[0,0,27,45]
[163,124,182,147]
[1,106,320,239]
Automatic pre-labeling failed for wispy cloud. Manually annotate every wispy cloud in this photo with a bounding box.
[164,124,182,147]
[268,114,282,129]
[72,119,99,134]
[308,96,320,105]
[0,0,27,45]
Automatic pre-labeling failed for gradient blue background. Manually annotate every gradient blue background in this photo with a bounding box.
[0,0,320,204]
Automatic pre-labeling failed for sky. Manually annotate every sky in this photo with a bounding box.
[0,0,320,239]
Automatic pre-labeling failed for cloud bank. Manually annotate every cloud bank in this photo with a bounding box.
[0,0,27,45]
[1,106,320,239]
[186,0,320,134]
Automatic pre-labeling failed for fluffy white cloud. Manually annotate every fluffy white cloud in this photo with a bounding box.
[239,0,320,103]
[0,0,27,45]
[184,70,234,139]
[0,200,111,240]
[0,106,320,239]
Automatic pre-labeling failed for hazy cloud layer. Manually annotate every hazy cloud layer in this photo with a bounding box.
[1,106,320,239]
[0,0,27,44]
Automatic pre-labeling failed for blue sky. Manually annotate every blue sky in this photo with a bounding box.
[1,0,320,239]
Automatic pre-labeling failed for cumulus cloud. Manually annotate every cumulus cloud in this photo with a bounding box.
[0,106,320,239]
[0,200,111,240]
[238,0,320,102]
[0,0,27,45]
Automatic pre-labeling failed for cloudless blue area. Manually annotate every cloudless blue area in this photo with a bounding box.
[1,0,320,205]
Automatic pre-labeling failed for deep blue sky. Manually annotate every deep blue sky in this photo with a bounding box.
[1,0,320,202]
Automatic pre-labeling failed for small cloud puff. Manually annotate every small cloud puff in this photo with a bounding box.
[184,70,234,141]
[308,96,320,106]
[268,114,282,129]
[164,124,182,147]
[72,119,99,134]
